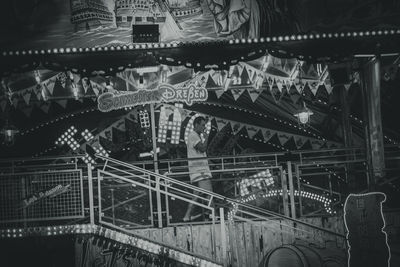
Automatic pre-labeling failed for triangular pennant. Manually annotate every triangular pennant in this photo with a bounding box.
[284,79,293,90]
[306,64,318,77]
[246,126,259,139]
[294,136,306,149]
[240,66,252,85]
[308,81,319,96]
[247,88,262,102]
[205,74,218,88]
[45,80,55,95]
[56,99,68,109]
[253,73,264,90]
[40,103,50,113]
[267,76,275,91]
[231,88,245,101]
[344,84,351,91]
[34,85,42,100]
[21,106,33,117]
[325,83,333,94]
[275,79,284,92]
[22,88,33,105]
[215,89,225,99]
[263,129,277,141]
[231,122,243,135]
[294,80,305,94]
[277,133,291,146]
[215,118,229,131]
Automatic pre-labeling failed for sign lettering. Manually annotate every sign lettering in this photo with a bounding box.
[98,84,208,112]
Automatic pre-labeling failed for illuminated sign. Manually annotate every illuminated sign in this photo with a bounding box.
[22,184,71,208]
[98,84,208,112]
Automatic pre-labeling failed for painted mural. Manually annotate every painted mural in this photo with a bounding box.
[0,0,400,50]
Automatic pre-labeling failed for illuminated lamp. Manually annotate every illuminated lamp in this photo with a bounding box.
[1,120,19,146]
[294,103,313,125]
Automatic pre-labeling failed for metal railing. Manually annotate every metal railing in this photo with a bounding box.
[93,155,346,241]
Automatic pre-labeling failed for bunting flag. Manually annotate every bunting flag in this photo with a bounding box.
[247,88,262,102]
[215,118,229,131]
[40,103,50,114]
[247,126,259,139]
[21,106,33,117]
[56,99,68,109]
[22,87,34,105]
[215,89,225,99]
[277,133,291,146]
[231,88,245,101]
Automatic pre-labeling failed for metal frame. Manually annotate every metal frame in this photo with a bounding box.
[0,169,85,224]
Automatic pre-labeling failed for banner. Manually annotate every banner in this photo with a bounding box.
[97,84,208,112]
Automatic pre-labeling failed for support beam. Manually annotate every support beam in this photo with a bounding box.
[360,57,386,190]
[287,161,296,219]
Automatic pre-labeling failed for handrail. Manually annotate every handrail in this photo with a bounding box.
[95,154,346,239]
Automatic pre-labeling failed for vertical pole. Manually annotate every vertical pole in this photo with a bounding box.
[150,103,159,173]
[220,207,227,266]
[110,188,115,225]
[296,165,303,217]
[281,169,290,217]
[360,57,386,190]
[87,164,95,225]
[110,188,116,225]
[287,161,296,219]
[150,103,163,228]
[340,85,353,148]
[21,178,27,228]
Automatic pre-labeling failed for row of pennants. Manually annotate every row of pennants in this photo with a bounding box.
[75,104,341,157]
[0,71,106,114]
[189,62,355,102]
[0,58,358,115]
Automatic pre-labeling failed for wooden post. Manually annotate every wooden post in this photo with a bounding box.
[219,207,227,266]
[281,169,290,217]
[360,57,386,190]
[87,163,95,225]
[287,161,296,219]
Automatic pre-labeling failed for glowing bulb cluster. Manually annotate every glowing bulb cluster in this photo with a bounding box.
[93,145,109,157]
[139,110,150,128]
[238,169,274,196]
[55,126,79,150]
[158,105,182,144]
[228,189,334,221]
[82,153,96,167]
[81,129,94,141]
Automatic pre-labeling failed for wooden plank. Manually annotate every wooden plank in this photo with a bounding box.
[251,223,261,266]
[235,222,246,267]
[160,227,177,248]
[227,222,239,267]
[175,225,192,252]
[192,225,213,260]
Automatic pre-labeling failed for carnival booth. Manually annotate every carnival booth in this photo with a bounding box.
[1,1,400,267]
